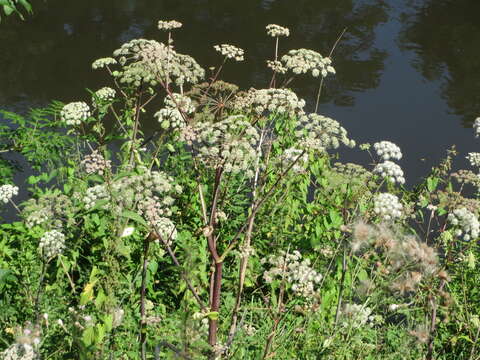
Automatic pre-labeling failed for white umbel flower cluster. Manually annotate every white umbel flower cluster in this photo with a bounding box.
[154,93,195,130]
[281,49,335,78]
[266,60,287,74]
[152,217,177,246]
[81,150,112,175]
[180,115,260,177]
[266,24,290,37]
[0,184,19,204]
[296,114,355,151]
[83,185,110,210]
[279,148,308,173]
[262,250,322,298]
[113,39,205,87]
[474,117,480,138]
[340,303,375,329]
[92,87,116,106]
[2,343,38,360]
[214,44,244,61]
[60,102,91,126]
[92,57,117,70]
[234,88,306,117]
[157,20,182,31]
[448,207,480,241]
[39,230,66,258]
[374,141,402,161]
[374,161,405,185]
[466,152,480,168]
[374,193,403,221]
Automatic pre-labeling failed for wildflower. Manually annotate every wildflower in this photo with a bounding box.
[81,150,112,175]
[279,148,308,173]
[374,193,403,221]
[266,24,290,37]
[373,141,402,161]
[0,184,19,204]
[92,87,116,106]
[296,113,355,151]
[39,230,66,259]
[373,161,405,185]
[263,250,322,298]
[92,57,117,70]
[154,93,195,130]
[266,60,287,74]
[340,303,375,328]
[281,49,335,78]
[234,88,305,117]
[214,44,244,61]
[157,20,182,31]
[243,324,256,336]
[447,207,480,241]
[466,152,480,168]
[83,184,110,210]
[152,217,177,246]
[121,227,135,237]
[2,344,37,360]
[60,102,90,126]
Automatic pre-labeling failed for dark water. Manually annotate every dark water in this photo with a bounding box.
[1,0,480,186]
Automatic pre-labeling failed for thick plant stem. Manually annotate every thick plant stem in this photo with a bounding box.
[208,261,223,348]
[140,237,150,360]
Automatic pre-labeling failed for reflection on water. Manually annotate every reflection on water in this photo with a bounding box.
[399,0,480,126]
[0,0,388,114]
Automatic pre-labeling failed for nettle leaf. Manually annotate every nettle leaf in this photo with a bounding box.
[120,210,148,227]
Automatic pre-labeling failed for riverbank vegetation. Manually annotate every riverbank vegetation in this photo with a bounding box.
[1,21,479,359]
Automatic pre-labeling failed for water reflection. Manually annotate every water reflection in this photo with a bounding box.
[399,0,480,126]
[0,0,388,116]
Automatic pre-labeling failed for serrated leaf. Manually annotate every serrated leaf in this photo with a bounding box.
[120,210,148,227]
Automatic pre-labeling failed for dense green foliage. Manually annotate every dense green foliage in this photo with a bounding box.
[1,22,480,360]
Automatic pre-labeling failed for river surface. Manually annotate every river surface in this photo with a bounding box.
[1,0,480,186]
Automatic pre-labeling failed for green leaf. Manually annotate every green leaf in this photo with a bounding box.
[82,326,95,347]
[3,4,14,16]
[120,210,148,227]
[18,0,32,13]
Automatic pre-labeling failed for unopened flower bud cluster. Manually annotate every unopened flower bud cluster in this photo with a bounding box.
[374,193,403,221]
[262,250,322,298]
[0,184,18,203]
[281,49,335,78]
[234,88,306,118]
[92,57,117,70]
[60,102,90,126]
[340,303,375,329]
[466,152,480,168]
[180,115,259,178]
[279,148,308,173]
[266,24,290,37]
[296,114,355,151]
[23,193,72,229]
[448,207,480,241]
[92,87,116,107]
[157,20,182,30]
[214,44,244,61]
[39,230,66,258]
[81,150,112,175]
[374,141,402,161]
[374,161,405,185]
[154,93,195,130]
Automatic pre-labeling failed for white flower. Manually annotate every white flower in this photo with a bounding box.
[157,20,182,30]
[214,44,244,61]
[121,227,135,237]
[279,148,308,173]
[92,87,116,106]
[92,57,117,69]
[373,141,402,161]
[474,117,480,138]
[153,217,177,246]
[467,152,480,168]
[340,303,375,328]
[281,49,335,78]
[60,102,91,126]
[233,88,305,117]
[266,60,287,74]
[266,24,290,37]
[0,184,19,204]
[374,193,403,221]
[374,161,405,184]
[448,208,480,241]
[39,230,66,258]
